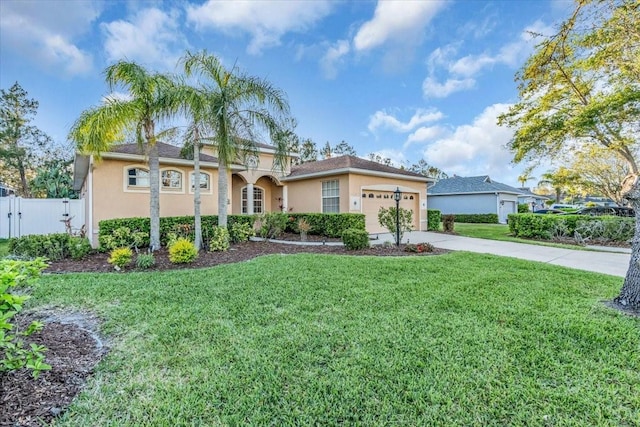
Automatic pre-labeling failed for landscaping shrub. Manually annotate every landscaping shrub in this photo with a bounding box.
[507,213,633,242]
[297,218,311,241]
[209,226,230,252]
[169,238,198,264]
[99,215,255,248]
[0,258,50,379]
[378,207,413,244]
[229,222,255,243]
[69,237,93,260]
[452,213,499,224]
[427,210,441,231]
[99,226,147,251]
[8,233,71,261]
[108,247,133,270]
[135,253,156,269]
[404,242,435,253]
[259,212,288,239]
[284,213,366,238]
[342,228,370,250]
[442,214,455,232]
[518,203,530,213]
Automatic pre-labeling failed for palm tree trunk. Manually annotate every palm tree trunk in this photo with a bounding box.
[218,162,228,227]
[148,143,161,250]
[193,139,202,251]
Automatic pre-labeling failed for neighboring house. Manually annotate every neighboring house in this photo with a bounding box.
[0,183,14,197]
[517,187,550,211]
[73,143,433,245]
[427,175,525,223]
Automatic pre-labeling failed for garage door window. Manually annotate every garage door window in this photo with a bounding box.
[322,180,339,213]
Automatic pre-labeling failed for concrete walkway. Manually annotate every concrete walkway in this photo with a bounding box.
[371,231,631,278]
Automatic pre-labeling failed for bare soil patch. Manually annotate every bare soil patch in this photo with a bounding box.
[3,237,446,426]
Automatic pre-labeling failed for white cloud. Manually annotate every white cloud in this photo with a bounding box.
[321,40,350,79]
[368,109,444,133]
[0,0,99,75]
[186,0,333,54]
[353,1,448,52]
[101,8,188,70]
[422,103,515,177]
[422,76,475,98]
[367,149,406,167]
[406,126,447,146]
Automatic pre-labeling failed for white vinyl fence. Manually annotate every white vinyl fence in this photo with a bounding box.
[0,196,85,239]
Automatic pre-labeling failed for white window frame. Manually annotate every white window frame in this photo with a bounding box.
[125,166,150,192]
[189,172,212,194]
[242,186,265,214]
[322,180,340,213]
[160,169,183,192]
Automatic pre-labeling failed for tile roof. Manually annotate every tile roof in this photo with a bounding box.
[108,142,218,163]
[284,155,428,181]
[427,175,524,195]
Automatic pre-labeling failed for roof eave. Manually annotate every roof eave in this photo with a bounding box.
[282,167,431,183]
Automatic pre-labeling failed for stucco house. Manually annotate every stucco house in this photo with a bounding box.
[427,175,525,223]
[73,142,432,245]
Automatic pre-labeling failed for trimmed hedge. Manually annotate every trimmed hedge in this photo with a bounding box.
[98,215,256,248]
[452,213,499,224]
[427,210,441,231]
[507,213,635,241]
[341,228,370,250]
[284,213,366,238]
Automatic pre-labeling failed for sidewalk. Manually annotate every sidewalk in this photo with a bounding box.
[371,231,630,278]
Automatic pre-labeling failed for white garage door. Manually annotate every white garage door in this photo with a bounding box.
[361,190,419,234]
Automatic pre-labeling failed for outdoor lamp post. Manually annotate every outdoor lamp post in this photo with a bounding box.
[393,187,402,246]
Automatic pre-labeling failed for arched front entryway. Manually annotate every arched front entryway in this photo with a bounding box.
[231,173,284,215]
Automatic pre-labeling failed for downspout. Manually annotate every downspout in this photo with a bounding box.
[495,192,500,221]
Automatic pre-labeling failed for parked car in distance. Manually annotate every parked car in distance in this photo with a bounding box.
[572,206,635,217]
[533,209,565,214]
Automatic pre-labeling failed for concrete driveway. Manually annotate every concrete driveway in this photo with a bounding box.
[371,231,631,278]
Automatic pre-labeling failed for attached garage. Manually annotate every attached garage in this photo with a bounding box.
[361,187,421,234]
[282,156,431,234]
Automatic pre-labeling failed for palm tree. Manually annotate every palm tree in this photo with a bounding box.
[69,61,177,250]
[180,51,291,227]
[538,168,579,203]
[517,171,536,188]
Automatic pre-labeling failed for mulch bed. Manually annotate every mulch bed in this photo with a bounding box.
[2,236,446,426]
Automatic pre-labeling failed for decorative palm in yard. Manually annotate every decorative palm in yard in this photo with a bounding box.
[69,61,178,250]
[180,50,292,228]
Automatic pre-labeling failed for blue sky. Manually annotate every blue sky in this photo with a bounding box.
[0,0,573,186]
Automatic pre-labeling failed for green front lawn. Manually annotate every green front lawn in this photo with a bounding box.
[452,223,587,250]
[32,253,639,425]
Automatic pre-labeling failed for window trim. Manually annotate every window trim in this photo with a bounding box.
[160,168,184,193]
[188,171,213,194]
[322,179,340,213]
[241,185,265,214]
[124,165,150,193]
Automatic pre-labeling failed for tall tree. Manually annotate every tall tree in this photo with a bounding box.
[537,168,580,203]
[296,138,319,164]
[333,140,357,156]
[408,159,448,180]
[498,0,640,309]
[180,51,291,227]
[566,144,632,205]
[368,153,393,166]
[0,82,53,197]
[517,170,536,188]
[321,141,332,159]
[30,158,77,199]
[69,61,178,250]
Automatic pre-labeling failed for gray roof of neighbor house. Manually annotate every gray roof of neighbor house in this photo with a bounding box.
[427,175,523,195]
[517,187,550,199]
[282,155,431,182]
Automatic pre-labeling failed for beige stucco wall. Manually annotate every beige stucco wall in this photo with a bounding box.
[88,158,221,245]
[284,173,427,232]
